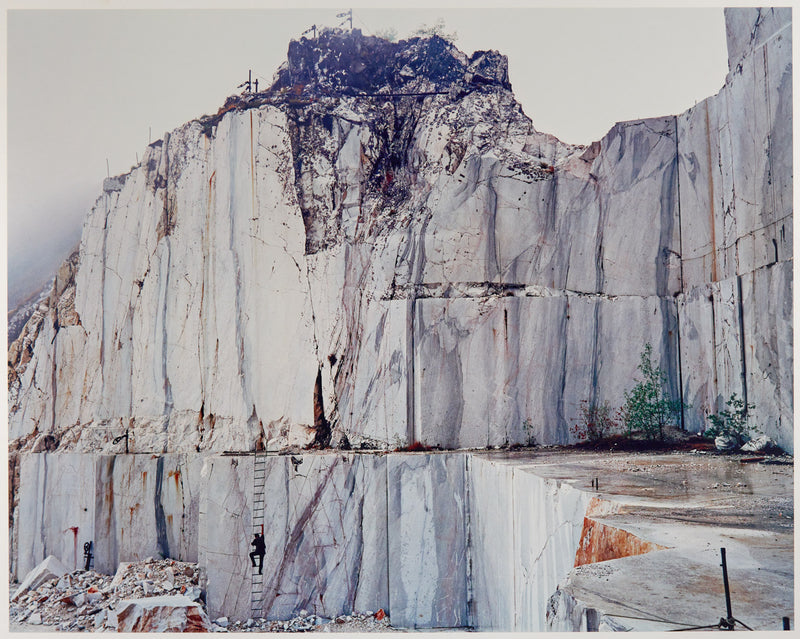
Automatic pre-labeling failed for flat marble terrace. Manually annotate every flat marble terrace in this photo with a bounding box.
[491,449,794,631]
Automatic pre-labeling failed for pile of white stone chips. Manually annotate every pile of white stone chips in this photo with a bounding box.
[10,557,202,631]
[10,556,399,632]
[214,609,397,633]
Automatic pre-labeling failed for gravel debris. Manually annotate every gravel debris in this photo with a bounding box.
[9,557,200,631]
[9,557,398,632]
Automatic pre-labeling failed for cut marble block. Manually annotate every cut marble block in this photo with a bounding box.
[198,455,253,621]
[703,277,746,408]
[387,453,469,629]
[332,299,409,447]
[559,294,680,438]
[678,10,791,287]
[512,464,592,631]
[764,26,793,228]
[16,454,96,578]
[467,457,515,630]
[158,455,204,564]
[467,456,594,631]
[678,285,718,433]
[259,453,388,620]
[677,97,725,288]
[413,296,535,449]
[741,261,793,452]
[725,7,792,72]
[590,117,682,298]
[93,454,203,573]
[414,294,679,448]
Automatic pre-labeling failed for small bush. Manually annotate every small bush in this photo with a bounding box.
[620,343,683,440]
[404,441,433,452]
[521,418,537,446]
[570,400,620,442]
[704,393,759,443]
[412,18,458,42]
[374,27,398,42]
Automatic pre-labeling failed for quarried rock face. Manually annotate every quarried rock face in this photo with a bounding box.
[12,448,793,630]
[677,7,792,449]
[7,10,792,454]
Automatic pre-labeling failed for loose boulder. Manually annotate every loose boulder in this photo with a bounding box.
[714,435,739,451]
[110,562,133,587]
[12,555,69,602]
[114,595,213,632]
[741,435,781,454]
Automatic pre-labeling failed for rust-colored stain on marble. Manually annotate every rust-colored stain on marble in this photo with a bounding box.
[168,469,181,492]
[129,503,140,523]
[574,517,668,567]
[584,496,624,518]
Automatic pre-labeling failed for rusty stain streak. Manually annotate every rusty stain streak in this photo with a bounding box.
[63,526,79,570]
[168,469,182,493]
[574,517,668,567]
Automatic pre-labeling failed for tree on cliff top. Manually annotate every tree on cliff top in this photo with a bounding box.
[412,18,457,42]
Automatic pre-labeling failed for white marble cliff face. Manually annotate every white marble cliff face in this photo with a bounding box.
[676,8,792,449]
[8,9,793,453]
[16,453,202,580]
[468,455,593,631]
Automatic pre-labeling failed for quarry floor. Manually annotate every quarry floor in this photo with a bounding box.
[490,447,793,631]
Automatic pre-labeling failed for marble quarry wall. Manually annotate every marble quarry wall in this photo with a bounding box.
[5,8,793,630]
[13,451,609,630]
[13,449,792,630]
[14,453,203,581]
[677,7,792,447]
[8,8,792,455]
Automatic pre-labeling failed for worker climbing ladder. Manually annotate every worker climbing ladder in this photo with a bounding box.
[251,451,268,620]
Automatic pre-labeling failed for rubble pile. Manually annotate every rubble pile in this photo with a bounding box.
[213,609,396,633]
[9,557,202,631]
[10,556,398,632]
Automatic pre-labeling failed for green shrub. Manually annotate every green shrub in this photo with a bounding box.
[620,343,683,440]
[521,418,536,446]
[412,18,458,42]
[705,393,758,442]
[570,400,620,442]
[374,27,398,42]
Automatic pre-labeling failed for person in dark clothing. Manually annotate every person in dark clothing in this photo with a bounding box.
[250,533,266,574]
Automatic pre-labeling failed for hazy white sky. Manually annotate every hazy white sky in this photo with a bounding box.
[4,2,731,306]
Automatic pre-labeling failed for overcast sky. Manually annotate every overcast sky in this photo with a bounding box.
[4,2,730,308]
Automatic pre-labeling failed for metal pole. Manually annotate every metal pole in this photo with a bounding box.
[720,548,733,628]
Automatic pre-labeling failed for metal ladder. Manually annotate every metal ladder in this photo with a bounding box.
[251,451,267,620]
